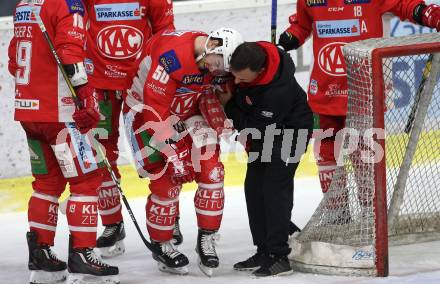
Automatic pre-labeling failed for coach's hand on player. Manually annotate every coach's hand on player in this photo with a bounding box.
[72,85,101,134]
[163,138,196,185]
[422,4,440,31]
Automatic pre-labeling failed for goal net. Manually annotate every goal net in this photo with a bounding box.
[289,33,440,277]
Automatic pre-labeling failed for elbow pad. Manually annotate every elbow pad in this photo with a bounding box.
[64,62,88,87]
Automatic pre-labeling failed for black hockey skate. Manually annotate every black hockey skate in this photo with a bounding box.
[151,240,189,275]
[96,221,126,258]
[27,231,67,284]
[68,237,119,284]
[252,254,292,277]
[196,229,220,277]
[172,217,183,246]
[233,251,267,271]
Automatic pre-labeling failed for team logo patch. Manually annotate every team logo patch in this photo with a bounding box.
[260,111,274,118]
[96,25,143,59]
[344,0,371,4]
[94,3,141,21]
[65,0,85,16]
[168,186,181,199]
[209,167,225,183]
[316,19,360,38]
[159,50,181,74]
[182,74,204,85]
[310,79,318,95]
[317,42,347,76]
[306,0,327,7]
[14,5,40,24]
[171,87,198,115]
[84,58,94,75]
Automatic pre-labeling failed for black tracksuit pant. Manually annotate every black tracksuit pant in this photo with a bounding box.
[244,133,308,256]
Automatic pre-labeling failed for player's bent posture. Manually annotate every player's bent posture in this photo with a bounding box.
[278,0,440,221]
[218,42,313,277]
[8,0,119,283]
[82,0,177,258]
[123,28,242,276]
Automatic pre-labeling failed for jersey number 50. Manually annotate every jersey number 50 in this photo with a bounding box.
[152,65,170,84]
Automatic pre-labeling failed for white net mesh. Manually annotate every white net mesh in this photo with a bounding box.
[290,33,440,276]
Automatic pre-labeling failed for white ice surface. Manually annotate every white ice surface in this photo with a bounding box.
[1,178,440,283]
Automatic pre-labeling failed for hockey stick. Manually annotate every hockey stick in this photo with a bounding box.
[271,0,277,44]
[404,53,434,134]
[29,4,159,254]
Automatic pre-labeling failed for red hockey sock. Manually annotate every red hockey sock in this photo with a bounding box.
[98,178,123,225]
[194,183,224,231]
[146,194,178,242]
[28,191,60,246]
[66,195,98,248]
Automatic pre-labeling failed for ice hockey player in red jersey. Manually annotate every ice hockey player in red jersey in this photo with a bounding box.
[123,27,242,276]
[82,0,176,258]
[8,0,119,283]
[278,0,440,220]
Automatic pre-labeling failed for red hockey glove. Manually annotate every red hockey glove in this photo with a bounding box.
[199,89,234,137]
[162,138,196,185]
[422,4,440,31]
[72,85,100,134]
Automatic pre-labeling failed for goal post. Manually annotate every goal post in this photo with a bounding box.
[289,33,440,277]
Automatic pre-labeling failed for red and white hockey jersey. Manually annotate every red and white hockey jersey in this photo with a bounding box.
[128,30,215,140]
[286,0,423,116]
[83,0,175,90]
[143,30,214,121]
[8,0,87,122]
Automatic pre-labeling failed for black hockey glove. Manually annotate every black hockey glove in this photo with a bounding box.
[278,31,300,51]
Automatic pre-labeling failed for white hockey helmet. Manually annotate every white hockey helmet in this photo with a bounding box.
[204,27,244,72]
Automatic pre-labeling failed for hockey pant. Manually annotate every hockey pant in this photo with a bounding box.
[95,90,123,225]
[22,122,103,248]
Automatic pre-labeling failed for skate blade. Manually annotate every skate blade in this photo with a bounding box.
[67,273,120,284]
[251,269,293,278]
[233,266,259,272]
[197,259,217,277]
[30,269,67,284]
[157,262,189,275]
[99,240,125,258]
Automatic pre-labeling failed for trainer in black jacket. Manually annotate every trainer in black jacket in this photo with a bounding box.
[218,41,313,277]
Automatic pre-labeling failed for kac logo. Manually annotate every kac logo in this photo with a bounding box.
[317,42,347,76]
[97,25,143,59]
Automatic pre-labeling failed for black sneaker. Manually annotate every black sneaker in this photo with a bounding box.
[252,254,292,277]
[233,252,267,271]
